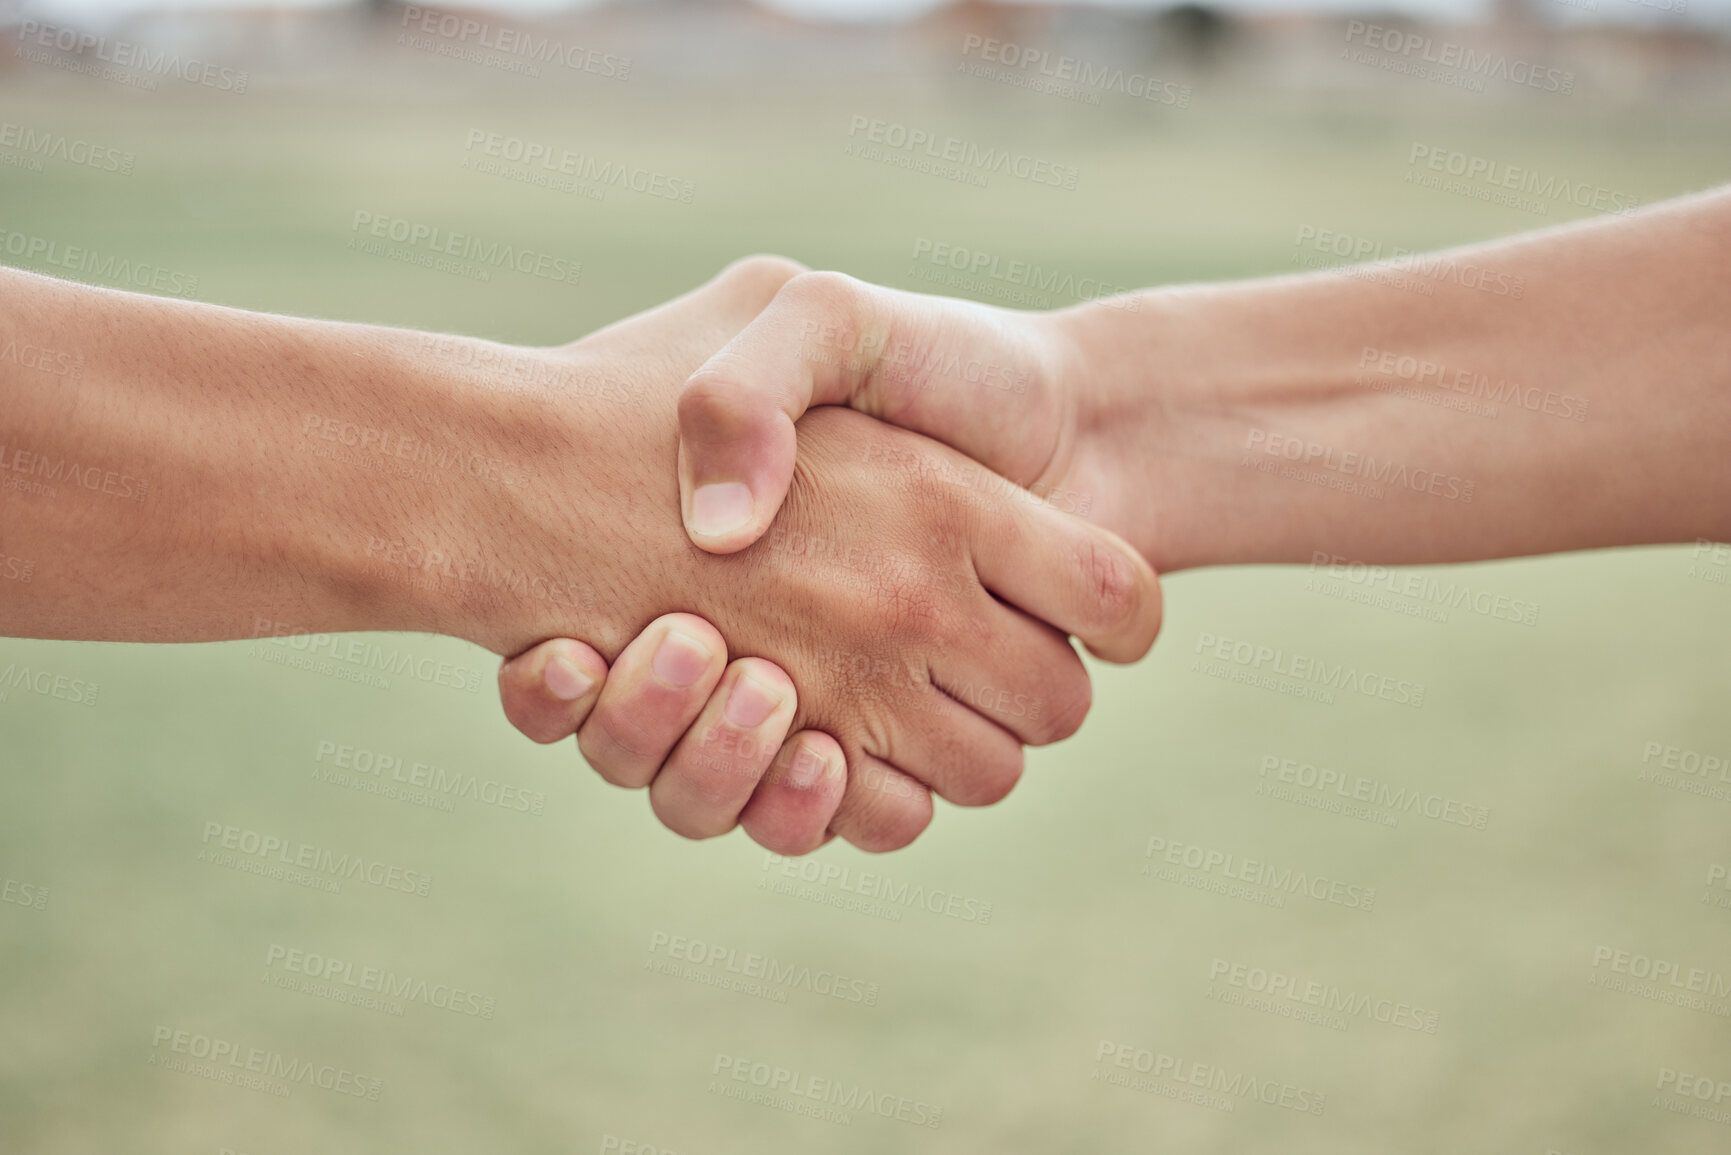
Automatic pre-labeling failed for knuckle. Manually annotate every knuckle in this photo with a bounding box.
[949,749,1024,807]
[750,825,826,857]
[579,677,707,785]
[842,772,932,852]
[655,805,734,842]
[777,269,863,319]
[599,699,674,756]
[514,710,572,746]
[496,686,543,741]
[1032,668,1092,744]
[865,570,943,635]
[814,653,906,725]
[929,604,991,655]
[912,467,989,548]
[679,736,767,806]
[576,726,650,788]
[1076,536,1143,635]
[678,369,751,435]
[716,254,808,301]
[851,803,931,853]
[650,769,747,839]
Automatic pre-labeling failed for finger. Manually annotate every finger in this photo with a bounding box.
[863,686,1026,808]
[919,592,1094,747]
[677,272,1063,554]
[576,613,726,789]
[828,753,933,854]
[497,638,607,744]
[738,731,847,856]
[649,658,798,840]
[966,479,1163,664]
[566,254,808,367]
[676,276,860,553]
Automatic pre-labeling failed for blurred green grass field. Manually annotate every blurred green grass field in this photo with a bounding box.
[2,63,1731,1155]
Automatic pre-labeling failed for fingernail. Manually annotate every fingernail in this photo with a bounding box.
[786,744,828,790]
[652,629,712,688]
[724,673,783,729]
[544,655,594,701]
[689,482,753,538]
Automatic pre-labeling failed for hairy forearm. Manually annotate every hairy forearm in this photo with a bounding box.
[1076,187,1731,572]
[0,269,546,647]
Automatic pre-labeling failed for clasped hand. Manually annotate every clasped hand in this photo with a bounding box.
[486,257,1162,856]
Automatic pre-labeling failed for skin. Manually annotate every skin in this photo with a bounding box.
[0,257,1163,854]
[509,186,1731,831]
[669,186,1731,568]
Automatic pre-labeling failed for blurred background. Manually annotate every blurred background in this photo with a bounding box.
[2,0,1730,1152]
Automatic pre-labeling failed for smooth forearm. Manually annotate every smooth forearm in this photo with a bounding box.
[1074,187,1731,572]
[0,269,547,648]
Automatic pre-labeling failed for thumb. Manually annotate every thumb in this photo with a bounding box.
[677,271,875,553]
[677,271,1067,554]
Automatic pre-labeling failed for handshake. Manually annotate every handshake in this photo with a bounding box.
[475,257,1165,857]
[7,188,1723,858]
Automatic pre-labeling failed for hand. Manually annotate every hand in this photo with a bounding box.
[498,621,847,855]
[668,269,1155,566]
[496,260,844,856]
[475,258,1161,853]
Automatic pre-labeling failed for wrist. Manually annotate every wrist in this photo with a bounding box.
[366,338,691,659]
[301,331,592,653]
[1055,289,1263,572]
[1059,283,1390,573]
